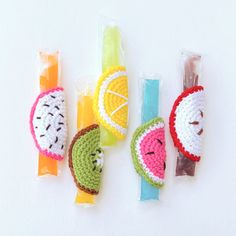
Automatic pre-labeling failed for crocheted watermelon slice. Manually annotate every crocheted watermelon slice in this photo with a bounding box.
[131,118,166,188]
[69,124,104,195]
[30,87,67,160]
[169,86,204,161]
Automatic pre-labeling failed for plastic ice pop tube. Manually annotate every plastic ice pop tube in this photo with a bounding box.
[30,51,67,176]
[130,77,167,201]
[94,22,128,147]
[169,51,205,176]
[69,89,104,206]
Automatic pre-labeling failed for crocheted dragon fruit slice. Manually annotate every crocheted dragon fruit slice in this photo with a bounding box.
[69,124,104,195]
[30,87,67,160]
[169,86,204,161]
[131,118,166,188]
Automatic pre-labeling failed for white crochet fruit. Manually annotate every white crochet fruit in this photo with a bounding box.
[169,86,204,161]
[30,87,67,160]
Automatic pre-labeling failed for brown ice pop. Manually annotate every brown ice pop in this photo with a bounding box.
[175,52,201,176]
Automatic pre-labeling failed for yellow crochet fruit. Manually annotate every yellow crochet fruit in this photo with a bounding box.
[94,66,128,140]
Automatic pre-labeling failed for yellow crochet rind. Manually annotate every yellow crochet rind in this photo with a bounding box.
[94,66,128,140]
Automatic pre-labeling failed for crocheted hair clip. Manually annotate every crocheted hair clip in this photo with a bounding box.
[169,51,205,176]
[30,51,67,176]
[131,77,166,201]
[69,89,104,205]
[94,22,128,147]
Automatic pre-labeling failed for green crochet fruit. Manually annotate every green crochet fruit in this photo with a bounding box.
[69,124,104,195]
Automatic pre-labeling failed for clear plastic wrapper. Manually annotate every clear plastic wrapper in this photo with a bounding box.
[69,85,103,206]
[175,50,202,176]
[30,51,67,177]
[38,52,59,176]
[130,74,166,201]
[94,18,128,147]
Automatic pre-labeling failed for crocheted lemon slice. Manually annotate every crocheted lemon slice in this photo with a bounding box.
[131,118,166,188]
[69,125,104,195]
[94,66,128,140]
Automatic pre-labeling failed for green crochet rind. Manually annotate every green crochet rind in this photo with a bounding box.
[69,124,103,195]
[130,117,164,188]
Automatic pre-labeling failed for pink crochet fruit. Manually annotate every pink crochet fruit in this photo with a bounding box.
[130,117,166,188]
[30,87,67,160]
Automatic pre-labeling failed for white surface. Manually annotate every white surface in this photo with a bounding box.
[0,0,235,235]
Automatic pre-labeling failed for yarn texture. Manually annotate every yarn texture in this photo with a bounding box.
[131,118,166,188]
[94,66,128,140]
[30,87,67,160]
[169,86,204,161]
[69,124,104,195]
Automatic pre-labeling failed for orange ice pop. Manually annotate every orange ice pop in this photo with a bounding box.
[38,52,59,176]
[75,91,96,204]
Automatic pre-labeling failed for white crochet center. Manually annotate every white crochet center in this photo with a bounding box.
[32,90,67,157]
[175,90,204,157]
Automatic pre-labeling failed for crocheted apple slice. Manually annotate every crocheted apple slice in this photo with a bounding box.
[69,124,104,195]
[131,118,166,188]
[94,66,128,140]
[169,86,204,161]
[30,87,67,160]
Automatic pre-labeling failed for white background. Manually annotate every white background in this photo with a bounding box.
[0,0,236,235]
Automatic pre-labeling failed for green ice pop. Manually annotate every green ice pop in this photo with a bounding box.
[100,25,123,146]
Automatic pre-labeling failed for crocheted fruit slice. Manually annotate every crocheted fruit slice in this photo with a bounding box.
[131,118,166,188]
[69,124,104,195]
[30,87,67,160]
[169,86,204,161]
[94,66,128,140]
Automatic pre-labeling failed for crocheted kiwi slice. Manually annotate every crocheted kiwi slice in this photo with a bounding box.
[69,124,103,195]
[130,118,166,188]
